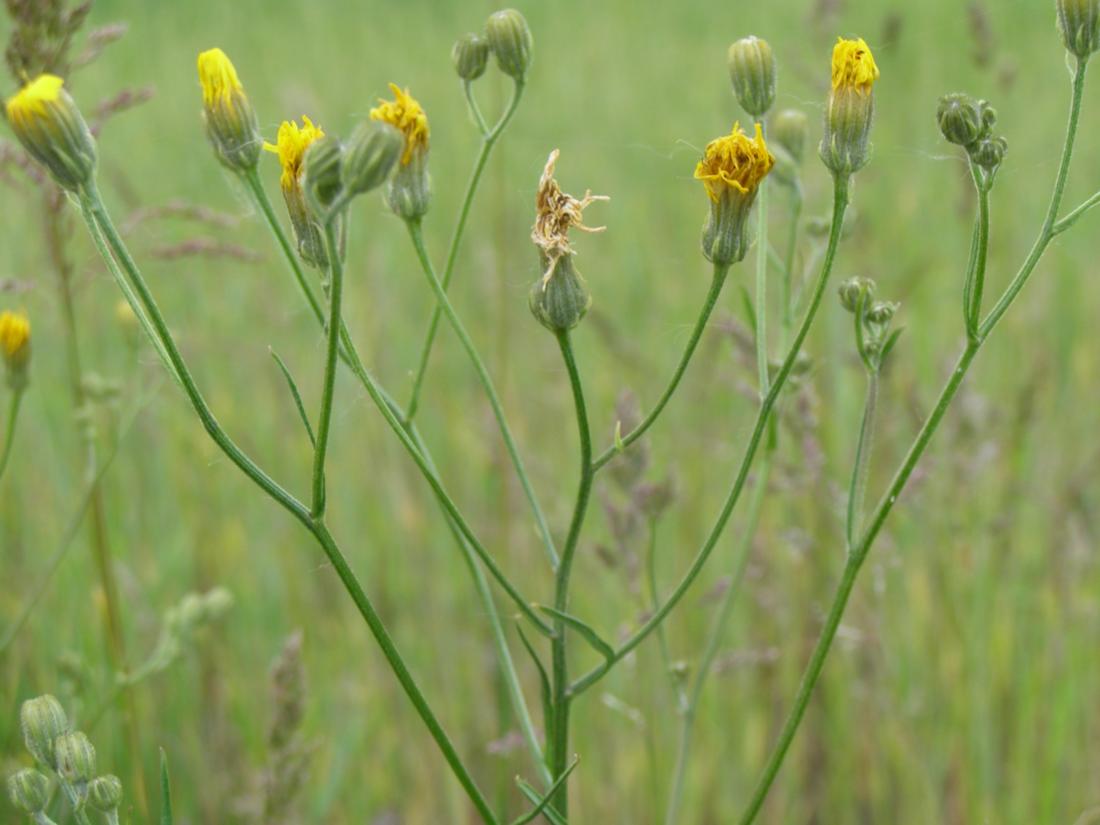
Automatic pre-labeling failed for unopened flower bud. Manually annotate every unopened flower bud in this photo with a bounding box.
[302,134,344,215]
[55,731,96,786]
[370,84,431,220]
[971,135,1007,172]
[771,108,809,164]
[486,9,533,80]
[7,769,49,814]
[1057,0,1100,59]
[5,74,96,192]
[695,123,775,266]
[866,300,898,324]
[453,33,490,81]
[88,775,123,813]
[342,121,403,198]
[20,695,69,769]
[728,36,777,118]
[197,49,261,173]
[937,93,995,148]
[838,276,876,313]
[820,38,879,177]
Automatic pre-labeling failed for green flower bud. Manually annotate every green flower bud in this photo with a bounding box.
[728,36,777,118]
[88,775,123,813]
[302,135,344,215]
[486,9,533,79]
[7,769,50,814]
[937,93,995,148]
[55,731,96,786]
[866,300,898,324]
[838,276,876,313]
[4,74,96,192]
[197,49,262,174]
[770,108,809,164]
[971,135,1008,172]
[1057,0,1100,59]
[20,695,69,769]
[452,33,490,81]
[530,254,591,332]
[342,121,403,198]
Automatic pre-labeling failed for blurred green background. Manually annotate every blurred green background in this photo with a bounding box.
[2,0,1100,822]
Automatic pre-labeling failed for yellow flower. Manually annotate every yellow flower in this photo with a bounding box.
[0,310,31,368]
[831,37,879,93]
[196,48,261,172]
[4,74,96,191]
[370,84,429,165]
[264,116,325,190]
[5,74,64,124]
[197,48,245,108]
[694,122,775,204]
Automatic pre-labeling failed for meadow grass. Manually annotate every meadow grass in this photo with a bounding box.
[2,0,1100,822]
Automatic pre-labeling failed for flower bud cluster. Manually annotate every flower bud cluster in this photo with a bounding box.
[937,93,1008,174]
[12,695,124,820]
[454,9,533,84]
[838,276,901,368]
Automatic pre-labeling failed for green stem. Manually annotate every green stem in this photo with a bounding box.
[591,264,730,472]
[310,218,345,517]
[549,329,594,816]
[964,163,991,338]
[570,175,851,698]
[242,168,327,329]
[780,183,804,349]
[406,219,559,570]
[81,182,500,824]
[309,521,499,825]
[845,368,879,550]
[664,456,771,825]
[79,182,312,528]
[755,178,770,397]
[405,79,524,424]
[734,58,1091,825]
[0,387,24,482]
[980,57,1086,338]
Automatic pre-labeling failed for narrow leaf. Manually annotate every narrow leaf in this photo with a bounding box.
[517,778,569,825]
[159,749,173,825]
[270,349,317,446]
[880,328,904,363]
[516,622,553,752]
[511,756,579,825]
[537,606,614,664]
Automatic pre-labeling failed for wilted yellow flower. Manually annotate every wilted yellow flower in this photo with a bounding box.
[196,48,261,172]
[532,149,608,286]
[370,84,429,165]
[5,74,96,191]
[831,37,879,93]
[264,116,325,190]
[694,122,774,204]
[528,150,606,332]
[0,310,31,373]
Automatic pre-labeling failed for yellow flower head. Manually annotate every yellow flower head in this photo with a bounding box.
[370,84,429,165]
[197,48,245,108]
[694,122,775,203]
[0,310,31,368]
[264,116,325,190]
[4,74,96,191]
[831,37,879,93]
[5,74,64,126]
